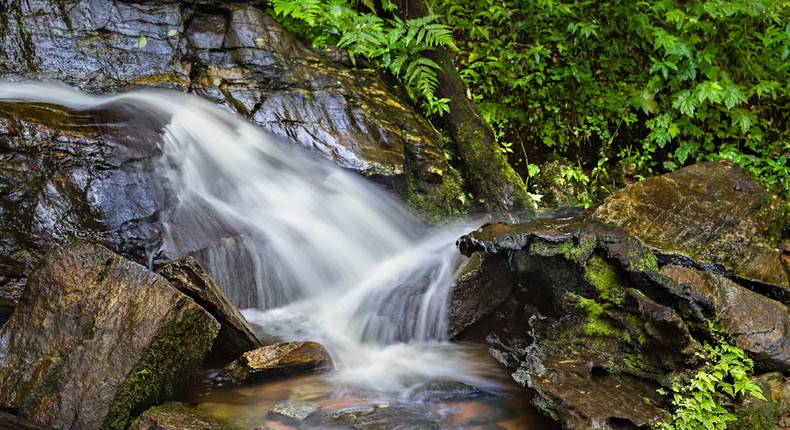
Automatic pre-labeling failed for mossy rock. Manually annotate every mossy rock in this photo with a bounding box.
[0,242,219,430]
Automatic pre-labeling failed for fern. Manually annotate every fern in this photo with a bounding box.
[268,0,456,116]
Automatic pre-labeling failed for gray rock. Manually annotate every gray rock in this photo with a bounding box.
[268,400,320,422]
[0,0,457,212]
[0,242,220,430]
[448,252,513,338]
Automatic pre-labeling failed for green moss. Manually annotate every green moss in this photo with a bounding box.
[101,303,219,430]
[528,237,597,261]
[407,165,470,222]
[583,253,625,306]
[626,243,659,272]
[565,292,618,337]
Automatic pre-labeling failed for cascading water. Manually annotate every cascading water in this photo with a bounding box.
[0,81,496,393]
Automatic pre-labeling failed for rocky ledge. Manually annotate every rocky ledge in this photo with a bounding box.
[454,161,790,429]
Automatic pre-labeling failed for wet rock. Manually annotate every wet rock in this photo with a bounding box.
[157,256,262,363]
[519,357,666,429]
[0,242,220,430]
[301,404,439,430]
[448,252,513,338]
[268,400,320,422]
[221,341,332,384]
[591,161,788,293]
[0,0,460,216]
[408,379,481,401]
[0,103,171,295]
[0,411,57,430]
[457,219,706,428]
[662,264,790,372]
[129,402,227,430]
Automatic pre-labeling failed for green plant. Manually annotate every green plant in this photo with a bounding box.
[269,0,456,116]
[654,331,766,430]
[436,0,790,206]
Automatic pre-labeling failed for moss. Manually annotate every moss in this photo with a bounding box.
[565,292,618,337]
[101,302,219,430]
[627,243,659,272]
[407,164,469,222]
[528,237,597,261]
[583,253,625,306]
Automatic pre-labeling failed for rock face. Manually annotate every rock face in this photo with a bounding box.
[0,242,220,430]
[662,265,790,372]
[221,341,332,384]
[0,0,459,213]
[156,256,262,363]
[447,252,513,338]
[455,162,788,429]
[591,160,788,292]
[0,103,171,309]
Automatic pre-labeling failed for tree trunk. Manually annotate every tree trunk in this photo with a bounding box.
[400,0,533,217]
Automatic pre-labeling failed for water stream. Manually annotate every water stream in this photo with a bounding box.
[0,82,557,428]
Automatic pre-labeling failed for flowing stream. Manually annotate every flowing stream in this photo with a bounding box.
[0,82,557,428]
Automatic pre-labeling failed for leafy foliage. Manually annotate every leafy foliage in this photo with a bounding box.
[654,331,766,430]
[269,0,456,116]
[438,0,790,207]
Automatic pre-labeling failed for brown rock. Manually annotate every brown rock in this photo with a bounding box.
[0,242,220,430]
[128,402,226,430]
[662,264,790,372]
[222,341,332,384]
[591,161,788,291]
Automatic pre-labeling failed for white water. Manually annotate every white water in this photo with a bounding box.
[0,82,496,393]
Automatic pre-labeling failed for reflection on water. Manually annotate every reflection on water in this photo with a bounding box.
[185,344,560,429]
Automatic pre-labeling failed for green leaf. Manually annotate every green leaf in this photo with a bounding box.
[695,80,724,104]
[167,29,178,37]
[137,35,147,49]
[721,82,747,109]
[730,108,756,133]
[672,90,697,117]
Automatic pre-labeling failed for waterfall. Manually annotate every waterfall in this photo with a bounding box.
[0,82,494,392]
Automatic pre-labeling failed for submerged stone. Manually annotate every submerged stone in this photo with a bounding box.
[268,400,320,422]
[0,242,220,430]
[221,341,332,384]
[129,402,227,430]
[591,161,788,292]
[301,404,439,430]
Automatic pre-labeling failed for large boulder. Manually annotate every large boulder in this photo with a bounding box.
[0,103,171,293]
[591,160,788,293]
[0,242,220,430]
[459,220,699,429]
[0,0,460,216]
